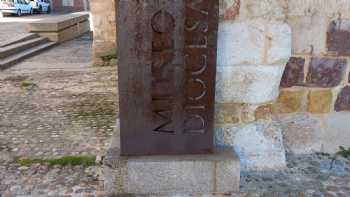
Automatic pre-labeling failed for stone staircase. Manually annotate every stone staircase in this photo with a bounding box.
[0,33,56,70]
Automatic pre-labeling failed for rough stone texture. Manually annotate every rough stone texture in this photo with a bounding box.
[215,103,256,124]
[335,86,350,112]
[328,19,350,56]
[215,122,286,171]
[288,0,350,18]
[241,153,350,195]
[216,65,285,104]
[307,89,333,114]
[266,21,292,64]
[219,0,240,21]
[323,112,350,153]
[275,90,305,113]
[278,112,350,154]
[104,147,240,195]
[215,103,241,124]
[90,0,117,65]
[217,20,265,66]
[0,35,113,196]
[217,19,291,66]
[239,0,287,20]
[306,57,347,88]
[280,57,305,87]
[287,16,328,55]
[255,104,274,121]
[278,113,323,154]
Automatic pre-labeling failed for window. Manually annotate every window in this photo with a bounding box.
[62,0,73,6]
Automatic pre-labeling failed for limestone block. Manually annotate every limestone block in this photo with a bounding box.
[275,89,306,113]
[335,86,350,112]
[215,103,256,124]
[307,89,333,114]
[266,21,292,64]
[217,20,265,66]
[306,57,347,88]
[104,120,240,195]
[287,16,328,55]
[279,112,350,154]
[288,0,350,18]
[28,13,89,32]
[327,19,350,56]
[280,57,305,88]
[217,19,291,66]
[215,121,286,171]
[104,148,240,194]
[216,65,285,104]
[277,113,323,154]
[255,104,274,121]
[239,0,287,20]
[322,112,350,153]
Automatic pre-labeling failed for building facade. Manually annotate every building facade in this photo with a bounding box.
[92,0,350,172]
[51,0,89,13]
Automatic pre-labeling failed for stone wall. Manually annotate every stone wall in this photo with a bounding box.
[89,0,117,66]
[215,0,291,171]
[276,0,350,155]
[91,0,350,172]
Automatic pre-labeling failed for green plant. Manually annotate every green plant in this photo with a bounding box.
[21,80,37,89]
[336,146,350,159]
[17,156,96,167]
[100,54,117,62]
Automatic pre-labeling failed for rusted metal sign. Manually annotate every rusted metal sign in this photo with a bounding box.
[118,0,219,155]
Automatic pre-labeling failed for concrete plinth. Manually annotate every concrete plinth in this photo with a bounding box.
[104,147,240,195]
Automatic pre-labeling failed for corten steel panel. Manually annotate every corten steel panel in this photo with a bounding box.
[118,0,219,155]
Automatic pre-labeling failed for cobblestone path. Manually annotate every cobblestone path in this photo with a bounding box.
[0,35,116,196]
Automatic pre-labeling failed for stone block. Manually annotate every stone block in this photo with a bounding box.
[255,104,274,121]
[217,20,265,66]
[322,112,350,153]
[266,21,292,64]
[28,13,89,32]
[275,90,305,113]
[306,57,347,88]
[216,65,285,104]
[287,16,328,55]
[38,20,90,43]
[327,19,350,56]
[239,0,287,20]
[279,112,350,154]
[277,113,323,154]
[104,147,240,195]
[215,103,242,124]
[307,89,333,114]
[219,0,240,21]
[217,19,291,66]
[215,122,286,171]
[335,86,350,112]
[280,57,305,88]
[288,0,350,18]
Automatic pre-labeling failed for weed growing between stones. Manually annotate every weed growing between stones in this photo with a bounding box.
[20,80,37,90]
[17,156,96,167]
[63,94,117,134]
[337,146,350,159]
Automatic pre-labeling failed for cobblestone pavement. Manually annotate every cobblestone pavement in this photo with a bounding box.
[0,35,349,196]
[0,35,116,196]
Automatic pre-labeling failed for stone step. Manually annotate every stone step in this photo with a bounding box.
[0,33,39,48]
[0,37,49,59]
[0,42,56,70]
